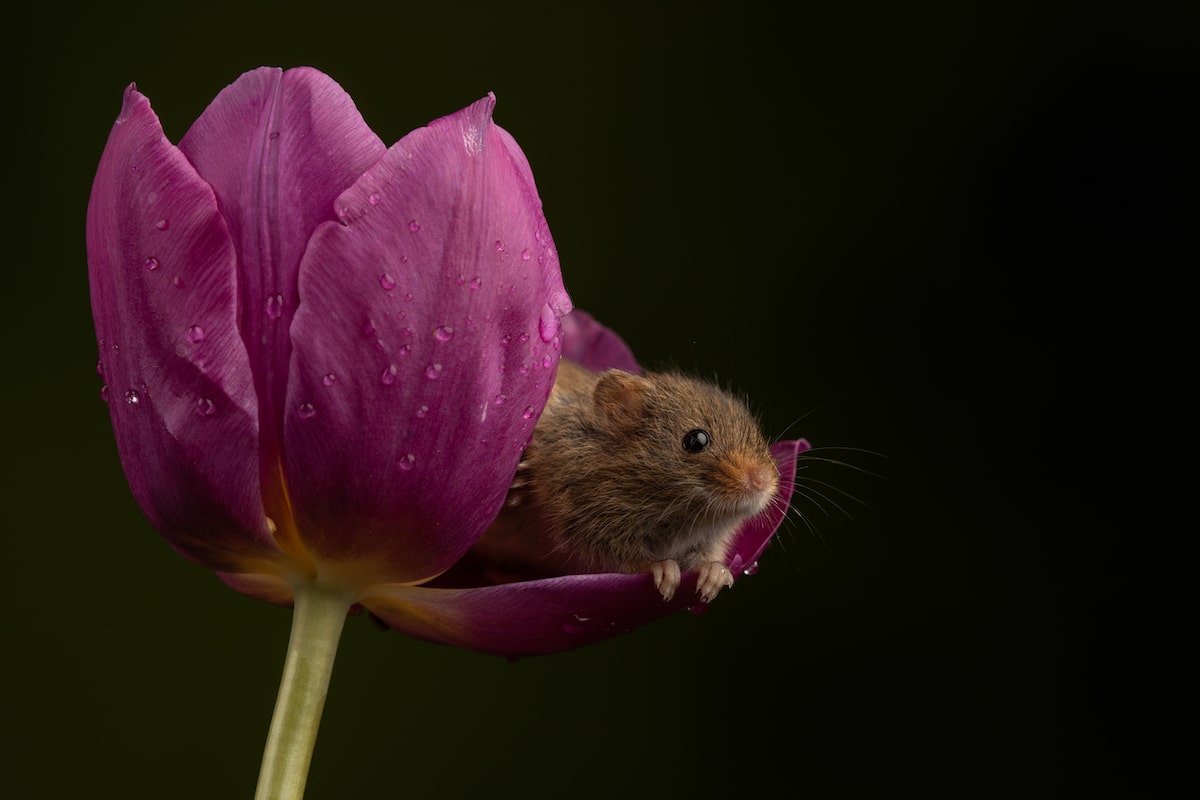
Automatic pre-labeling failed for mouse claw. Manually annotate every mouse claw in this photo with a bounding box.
[696,562,734,603]
[650,559,682,602]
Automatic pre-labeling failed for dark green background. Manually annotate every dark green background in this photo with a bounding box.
[5,2,1192,797]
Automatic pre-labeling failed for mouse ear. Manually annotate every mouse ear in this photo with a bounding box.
[593,369,651,427]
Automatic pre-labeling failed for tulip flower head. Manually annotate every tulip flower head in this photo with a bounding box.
[88,67,807,660]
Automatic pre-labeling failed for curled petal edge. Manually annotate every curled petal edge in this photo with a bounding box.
[360,438,810,656]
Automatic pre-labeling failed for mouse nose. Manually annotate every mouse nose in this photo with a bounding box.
[745,462,779,495]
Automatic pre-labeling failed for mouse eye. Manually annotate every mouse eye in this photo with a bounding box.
[682,429,712,453]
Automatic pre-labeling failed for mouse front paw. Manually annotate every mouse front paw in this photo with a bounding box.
[650,559,682,601]
[696,561,734,603]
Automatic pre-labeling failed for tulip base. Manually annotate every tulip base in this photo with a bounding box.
[255,580,355,800]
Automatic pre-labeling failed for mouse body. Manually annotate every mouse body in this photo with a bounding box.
[475,358,780,601]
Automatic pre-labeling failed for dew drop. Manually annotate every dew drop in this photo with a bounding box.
[155,218,169,231]
[322,373,337,387]
[501,334,511,344]
[542,354,555,369]
[186,325,205,344]
[494,239,504,251]
[455,274,466,286]
[95,358,103,376]
[195,397,216,417]
[561,614,591,634]
[522,406,536,420]
[379,273,396,291]
[402,327,413,338]
[125,389,140,405]
[373,338,387,353]
[269,131,280,140]
[266,294,284,320]
[368,192,380,206]
[408,220,421,232]
[424,363,443,380]
[404,293,414,302]
[469,276,482,290]
[100,385,110,403]
[518,332,530,343]
[521,248,532,261]
[144,256,160,271]
[297,402,316,420]
[381,364,398,385]
[416,405,429,418]
[743,561,760,576]
[399,453,416,471]
[493,394,507,405]
[434,325,454,342]
[538,303,558,343]
[399,344,413,357]
[173,276,184,288]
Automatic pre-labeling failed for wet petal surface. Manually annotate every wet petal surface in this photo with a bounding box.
[285,94,571,584]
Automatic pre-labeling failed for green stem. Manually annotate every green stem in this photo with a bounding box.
[254,581,354,800]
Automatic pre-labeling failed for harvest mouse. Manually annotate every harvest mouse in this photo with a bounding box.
[475,358,780,602]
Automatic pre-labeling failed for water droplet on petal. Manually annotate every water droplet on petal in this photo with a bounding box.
[100,385,110,402]
[518,332,530,343]
[381,364,398,385]
[521,248,532,261]
[368,192,380,206]
[493,394,507,405]
[455,275,466,286]
[266,294,284,320]
[469,277,482,290]
[144,256,159,271]
[297,402,316,419]
[379,273,396,291]
[186,325,205,344]
[408,220,421,232]
[425,363,443,380]
[399,344,412,357]
[269,131,280,140]
[125,389,140,405]
[155,218,169,231]
[538,303,558,343]
[522,406,536,420]
[195,397,216,417]
[399,453,416,470]
[173,276,184,288]
[434,325,454,342]
[404,293,414,302]
[562,614,591,634]
[494,240,504,251]
[743,561,760,576]
[322,373,337,387]
[416,405,429,418]
[543,354,555,369]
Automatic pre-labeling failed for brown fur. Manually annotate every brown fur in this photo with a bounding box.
[474,359,779,598]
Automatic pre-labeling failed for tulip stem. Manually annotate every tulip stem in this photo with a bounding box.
[254,580,354,800]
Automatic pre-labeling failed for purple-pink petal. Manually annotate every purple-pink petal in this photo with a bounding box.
[178,67,387,512]
[559,310,641,374]
[284,93,572,583]
[87,85,277,570]
[362,439,808,655]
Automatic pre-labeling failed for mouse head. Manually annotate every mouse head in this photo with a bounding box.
[591,369,779,522]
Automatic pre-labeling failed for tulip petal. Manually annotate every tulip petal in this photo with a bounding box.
[560,310,641,374]
[285,94,572,584]
[87,85,277,570]
[362,439,806,655]
[178,67,387,520]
